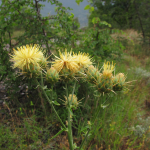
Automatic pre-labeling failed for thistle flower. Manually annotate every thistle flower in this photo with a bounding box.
[74,52,92,69]
[95,61,115,93]
[113,73,126,91]
[46,67,59,84]
[11,44,43,71]
[102,61,115,78]
[52,49,79,73]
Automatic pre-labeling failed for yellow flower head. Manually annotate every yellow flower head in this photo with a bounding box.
[74,52,92,68]
[103,61,115,78]
[11,44,44,71]
[52,49,79,73]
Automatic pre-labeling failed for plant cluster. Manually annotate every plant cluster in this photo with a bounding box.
[0,0,124,86]
[10,43,128,149]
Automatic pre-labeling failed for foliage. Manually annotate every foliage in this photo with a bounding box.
[73,20,124,63]
[88,0,150,46]
[88,0,136,28]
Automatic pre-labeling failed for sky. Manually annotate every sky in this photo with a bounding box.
[40,0,89,27]
[0,0,89,27]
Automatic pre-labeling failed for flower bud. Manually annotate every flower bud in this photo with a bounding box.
[113,73,126,91]
[86,65,100,84]
[65,94,79,109]
[96,75,113,93]
[46,67,59,84]
[23,64,41,78]
[59,67,75,82]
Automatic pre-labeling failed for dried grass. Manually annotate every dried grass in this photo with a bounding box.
[111,29,142,42]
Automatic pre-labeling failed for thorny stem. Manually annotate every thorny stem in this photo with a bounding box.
[67,107,74,150]
[37,86,47,122]
[65,82,76,150]
[35,78,66,130]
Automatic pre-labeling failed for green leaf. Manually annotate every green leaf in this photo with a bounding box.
[92,17,100,24]
[35,85,39,89]
[99,21,111,27]
[43,85,47,90]
[89,0,93,3]
[30,101,34,106]
[73,143,78,149]
[69,13,74,19]
[75,0,83,5]
[90,7,94,12]
[54,7,58,12]
[101,104,109,109]
[84,5,90,10]
[49,128,65,141]
[52,100,60,106]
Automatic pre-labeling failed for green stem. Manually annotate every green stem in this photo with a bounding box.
[71,82,76,103]
[37,86,47,122]
[36,79,66,129]
[68,107,74,150]
[65,83,74,150]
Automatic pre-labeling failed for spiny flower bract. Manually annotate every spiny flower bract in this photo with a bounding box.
[86,65,100,84]
[46,67,59,84]
[59,67,76,82]
[96,75,113,93]
[113,73,126,91]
